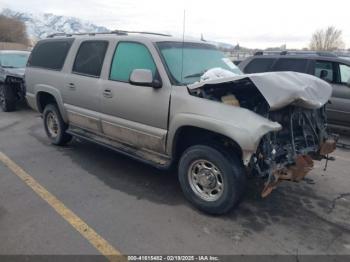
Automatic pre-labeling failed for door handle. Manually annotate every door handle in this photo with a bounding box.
[103,89,113,98]
[68,83,76,89]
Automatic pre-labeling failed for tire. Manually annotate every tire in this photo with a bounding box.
[178,145,246,215]
[43,104,72,145]
[0,83,16,112]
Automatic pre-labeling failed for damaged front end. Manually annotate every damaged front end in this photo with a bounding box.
[189,71,337,197]
[5,75,26,102]
[252,105,337,197]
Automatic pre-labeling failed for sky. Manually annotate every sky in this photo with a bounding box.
[0,0,349,49]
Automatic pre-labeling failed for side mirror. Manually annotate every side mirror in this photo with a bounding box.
[129,69,162,88]
[347,78,350,87]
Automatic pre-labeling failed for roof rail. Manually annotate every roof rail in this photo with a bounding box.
[282,51,337,57]
[254,50,338,57]
[112,30,172,37]
[254,51,264,56]
[47,30,172,38]
[47,33,69,38]
[47,32,118,38]
[254,51,285,56]
[316,51,338,57]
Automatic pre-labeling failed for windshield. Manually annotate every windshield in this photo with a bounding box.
[157,42,242,85]
[0,53,30,68]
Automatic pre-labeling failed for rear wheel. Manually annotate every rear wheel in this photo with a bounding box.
[178,145,246,215]
[0,83,16,112]
[43,104,72,145]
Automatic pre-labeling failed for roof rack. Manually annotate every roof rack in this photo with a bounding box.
[254,50,338,58]
[112,30,172,37]
[47,30,172,38]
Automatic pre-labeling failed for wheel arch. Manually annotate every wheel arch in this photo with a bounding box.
[35,88,68,122]
[169,125,244,165]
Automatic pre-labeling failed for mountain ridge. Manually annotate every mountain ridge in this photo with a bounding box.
[0,8,236,50]
[0,8,110,40]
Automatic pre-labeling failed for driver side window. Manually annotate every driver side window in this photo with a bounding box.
[109,42,156,82]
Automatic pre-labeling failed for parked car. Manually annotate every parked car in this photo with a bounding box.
[239,51,350,132]
[0,50,30,112]
[25,32,336,214]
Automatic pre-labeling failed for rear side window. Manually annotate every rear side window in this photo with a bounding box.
[28,39,73,70]
[315,61,334,82]
[272,58,308,73]
[339,64,350,84]
[110,42,156,82]
[244,58,275,73]
[73,41,108,77]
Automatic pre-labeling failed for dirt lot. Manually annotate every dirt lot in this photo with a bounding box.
[0,106,350,257]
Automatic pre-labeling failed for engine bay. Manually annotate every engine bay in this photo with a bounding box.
[189,78,270,114]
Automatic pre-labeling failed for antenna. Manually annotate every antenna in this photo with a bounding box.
[180,9,186,83]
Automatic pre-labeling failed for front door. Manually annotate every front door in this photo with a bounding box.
[100,41,171,153]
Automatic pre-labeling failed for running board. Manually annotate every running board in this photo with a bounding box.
[67,127,172,169]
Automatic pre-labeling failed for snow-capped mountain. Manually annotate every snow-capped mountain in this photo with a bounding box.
[0,8,237,50]
[0,8,110,40]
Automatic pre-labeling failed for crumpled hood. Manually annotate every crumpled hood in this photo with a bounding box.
[188,71,332,110]
[4,68,25,78]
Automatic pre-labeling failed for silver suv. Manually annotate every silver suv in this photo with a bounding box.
[25,32,336,214]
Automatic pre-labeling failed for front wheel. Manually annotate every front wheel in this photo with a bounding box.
[43,104,72,145]
[0,83,16,112]
[178,145,246,215]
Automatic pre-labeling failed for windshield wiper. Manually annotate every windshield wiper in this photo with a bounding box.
[2,66,16,68]
[184,69,208,78]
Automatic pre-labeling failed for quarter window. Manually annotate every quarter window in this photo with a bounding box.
[339,64,350,85]
[28,39,73,70]
[73,41,108,77]
[110,42,156,82]
[315,61,334,82]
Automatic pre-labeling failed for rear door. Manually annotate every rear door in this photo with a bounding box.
[100,41,171,153]
[25,38,74,113]
[62,40,108,133]
[330,62,350,127]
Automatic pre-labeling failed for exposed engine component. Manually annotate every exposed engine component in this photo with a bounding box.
[190,78,269,114]
[221,94,240,107]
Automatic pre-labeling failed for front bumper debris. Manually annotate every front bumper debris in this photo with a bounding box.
[261,155,314,198]
[319,138,337,156]
[261,137,337,198]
